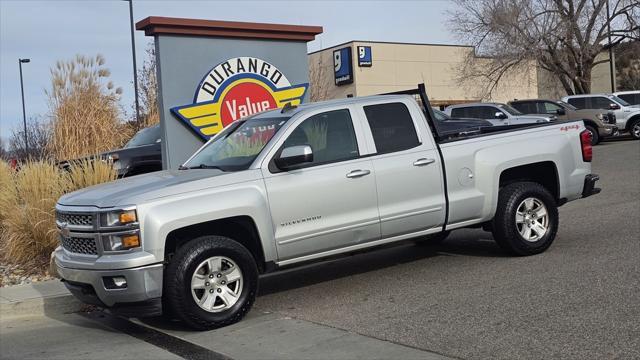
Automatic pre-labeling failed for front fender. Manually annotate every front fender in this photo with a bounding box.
[137,180,276,264]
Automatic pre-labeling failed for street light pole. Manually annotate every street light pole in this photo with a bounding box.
[125,0,141,126]
[605,0,616,92]
[18,58,30,157]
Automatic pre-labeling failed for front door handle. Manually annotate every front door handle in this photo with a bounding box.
[413,158,435,166]
[346,169,371,178]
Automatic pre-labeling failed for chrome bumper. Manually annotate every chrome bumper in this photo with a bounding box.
[55,248,163,307]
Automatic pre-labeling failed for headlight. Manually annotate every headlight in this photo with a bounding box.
[100,209,137,228]
[102,231,140,251]
[596,114,604,120]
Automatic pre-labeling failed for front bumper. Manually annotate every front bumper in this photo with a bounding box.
[56,250,163,309]
[599,125,618,138]
[582,174,601,198]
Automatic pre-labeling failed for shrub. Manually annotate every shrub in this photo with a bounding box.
[0,159,116,266]
[1,162,68,265]
[47,54,134,161]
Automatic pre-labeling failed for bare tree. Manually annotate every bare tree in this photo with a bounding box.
[615,40,640,90]
[308,56,331,102]
[136,44,159,129]
[449,0,639,96]
[8,116,52,161]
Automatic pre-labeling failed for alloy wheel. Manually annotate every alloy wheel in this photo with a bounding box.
[515,197,549,242]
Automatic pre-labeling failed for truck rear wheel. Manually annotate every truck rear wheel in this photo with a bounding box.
[164,235,258,330]
[491,182,558,256]
[629,118,640,140]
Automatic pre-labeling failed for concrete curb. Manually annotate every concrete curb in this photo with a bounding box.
[0,293,83,316]
[0,280,83,316]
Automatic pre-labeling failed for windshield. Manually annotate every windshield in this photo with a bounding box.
[125,125,161,148]
[498,104,523,115]
[609,95,631,106]
[557,101,577,111]
[183,115,290,171]
[431,108,449,121]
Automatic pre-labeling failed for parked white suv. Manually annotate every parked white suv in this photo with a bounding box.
[444,102,554,126]
[562,93,640,140]
[613,91,640,106]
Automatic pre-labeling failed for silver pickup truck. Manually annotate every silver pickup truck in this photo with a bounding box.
[54,87,600,330]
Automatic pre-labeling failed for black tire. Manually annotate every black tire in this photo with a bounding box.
[415,230,450,246]
[585,125,600,145]
[629,118,640,140]
[491,182,558,256]
[164,235,258,330]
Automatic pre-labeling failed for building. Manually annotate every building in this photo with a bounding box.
[308,40,613,107]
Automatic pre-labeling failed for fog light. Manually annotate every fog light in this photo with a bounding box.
[104,276,127,289]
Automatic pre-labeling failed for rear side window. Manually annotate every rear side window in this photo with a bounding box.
[511,102,534,114]
[450,107,468,118]
[363,103,420,154]
[567,97,587,109]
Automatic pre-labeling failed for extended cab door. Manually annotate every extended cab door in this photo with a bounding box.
[261,107,380,261]
[357,101,446,238]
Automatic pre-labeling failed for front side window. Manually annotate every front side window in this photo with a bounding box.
[450,107,468,118]
[593,96,613,109]
[542,101,562,114]
[282,109,359,166]
[364,102,420,154]
[184,115,289,171]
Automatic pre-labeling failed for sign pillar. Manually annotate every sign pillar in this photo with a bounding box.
[136,17,322,169]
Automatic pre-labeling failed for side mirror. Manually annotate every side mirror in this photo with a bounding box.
[609,103,620,110]
[275,145,313,170]
[556,108,566,115]
[495,112,507,119]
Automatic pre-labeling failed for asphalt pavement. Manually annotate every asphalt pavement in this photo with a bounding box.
[255,137,640,359]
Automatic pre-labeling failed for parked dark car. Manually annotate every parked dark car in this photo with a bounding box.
[431,108,493,137]
[59,125,162,177]
[106,124,162,177]
[508,99,617,145]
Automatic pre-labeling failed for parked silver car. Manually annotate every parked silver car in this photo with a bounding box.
[444,102,554,125]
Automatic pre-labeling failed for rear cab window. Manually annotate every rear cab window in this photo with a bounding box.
[363,102,420,154]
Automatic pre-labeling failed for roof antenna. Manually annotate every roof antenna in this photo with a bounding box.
[281,102,297,113]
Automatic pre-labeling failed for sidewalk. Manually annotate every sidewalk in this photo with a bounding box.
[0,280,454,360]
[0,279,81,316]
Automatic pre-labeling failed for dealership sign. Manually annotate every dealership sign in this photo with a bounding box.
[334,47,353,86]
[171,57,308,140]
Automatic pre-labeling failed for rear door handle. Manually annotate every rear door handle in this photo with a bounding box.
[346,169,371,178]
[413,158,435,166]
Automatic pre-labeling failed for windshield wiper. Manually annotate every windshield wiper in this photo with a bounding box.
[179,164,226,171]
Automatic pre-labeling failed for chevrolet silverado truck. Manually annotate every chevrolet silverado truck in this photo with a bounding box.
[54,85,600,330]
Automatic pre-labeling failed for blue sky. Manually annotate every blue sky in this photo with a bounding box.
[0,0,457,143]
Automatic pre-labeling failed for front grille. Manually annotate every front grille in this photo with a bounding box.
[60,235,98,255]
[56,211,95,227]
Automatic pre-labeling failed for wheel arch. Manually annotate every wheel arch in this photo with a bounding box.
[164,216,268,273]
[498,161,560,201]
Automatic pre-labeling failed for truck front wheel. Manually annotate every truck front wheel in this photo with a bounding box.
[164,235,258,330]
[492,182,558,256]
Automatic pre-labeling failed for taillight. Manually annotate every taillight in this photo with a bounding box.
[580,130,592,162]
